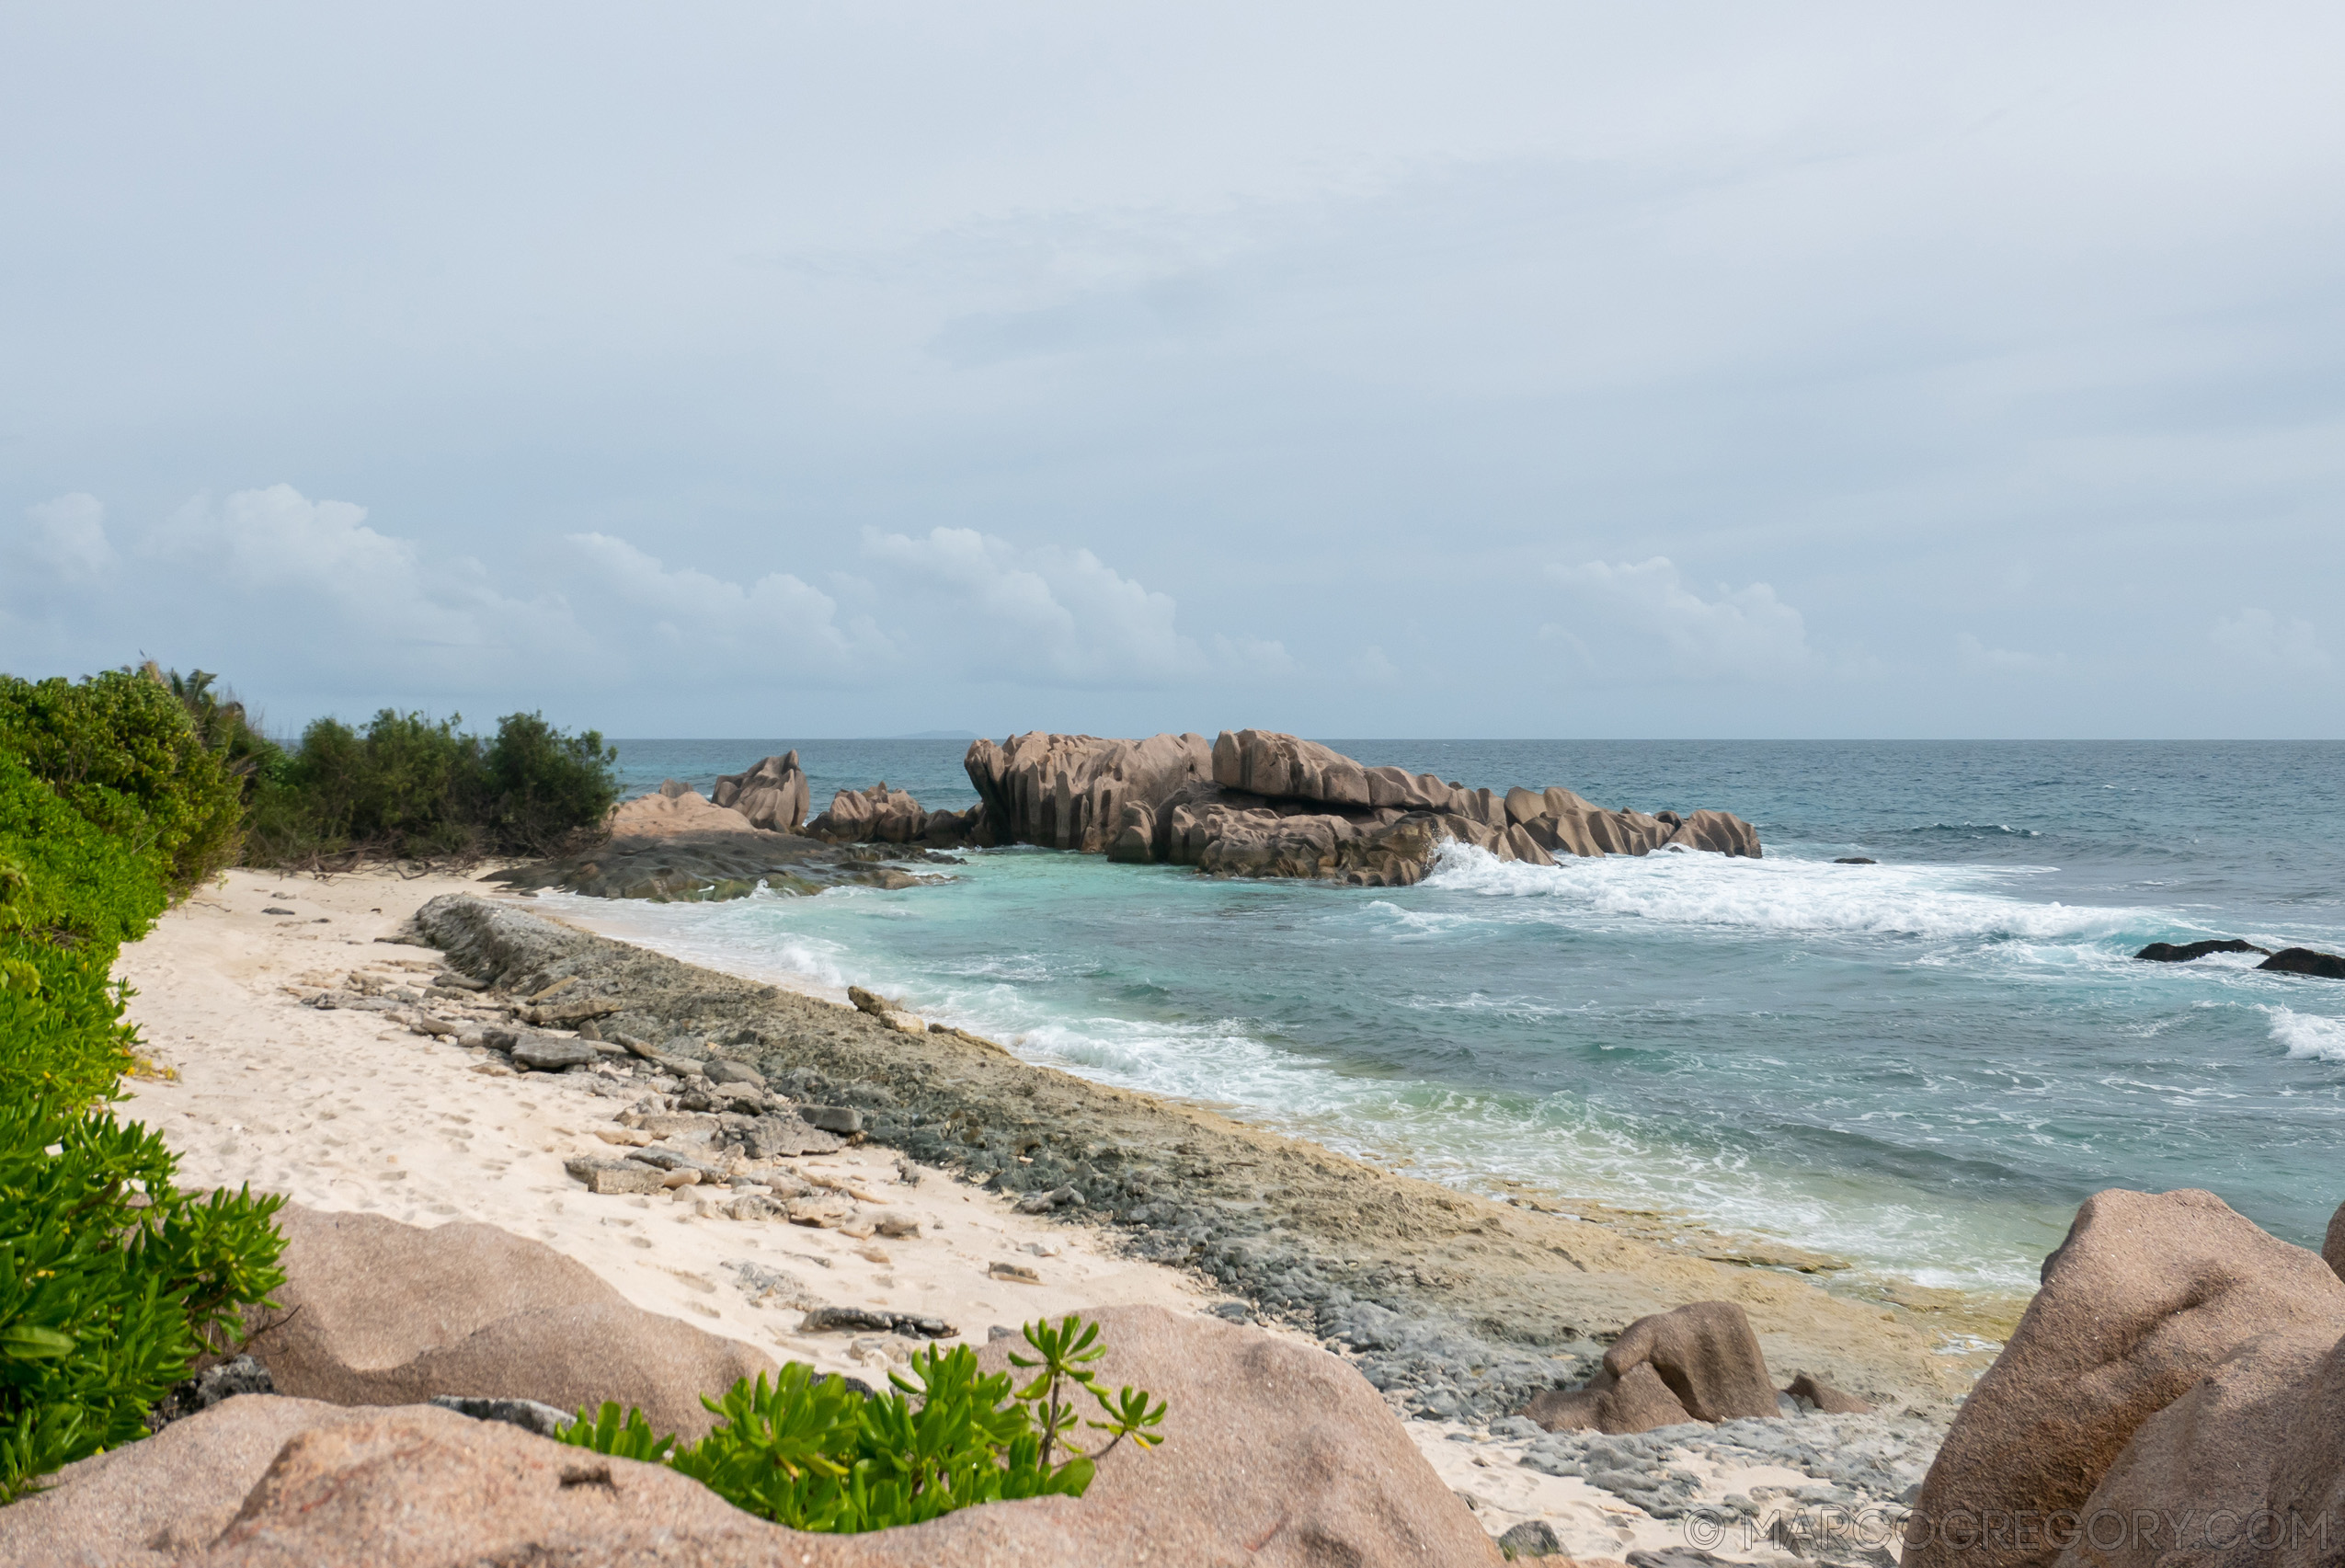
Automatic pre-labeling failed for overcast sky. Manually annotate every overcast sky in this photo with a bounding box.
[4,3,2341,738]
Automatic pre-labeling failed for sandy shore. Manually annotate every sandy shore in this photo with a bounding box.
[118,864,1973,1559]
[118,868,1220,1385]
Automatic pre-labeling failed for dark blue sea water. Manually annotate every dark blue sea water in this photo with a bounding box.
[581,739,2345,1292]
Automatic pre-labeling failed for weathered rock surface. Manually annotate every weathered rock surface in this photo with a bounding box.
[2328,1200,2345,1281]
[964,728,1759,885]
[2134,938,2272,962]
[248,1204,776,1439]
[2259,945,2345,979]
[808,781,992,849]
[1905,1187,2345,1568]
[606,785,757,837]
[6,1308,1503,1568]
[2046,1322,2345,1568]
[966,731,1214,853]
[712,750,812,834]
[1522,1301,1779,1434]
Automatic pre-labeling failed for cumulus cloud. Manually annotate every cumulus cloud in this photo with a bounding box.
[861,526,1205,686]
[2208,608,2332,671]
[1541,556,1815,681]
[10,493,117,583]
[566,532,895,673]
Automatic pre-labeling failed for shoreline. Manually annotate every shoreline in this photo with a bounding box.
[117,863,1992,1557]
[543,880,2031,1356]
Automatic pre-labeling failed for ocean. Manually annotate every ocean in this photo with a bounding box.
[577,738,2345,1295]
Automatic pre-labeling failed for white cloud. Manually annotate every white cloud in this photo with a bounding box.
[1955,633,2063,675]
[147,485,593,680]
[1542,556,1815,680]
[565,532,895,672]
[12,493,117,582]
[2208,608,2333,671]
[861,526,1203,686]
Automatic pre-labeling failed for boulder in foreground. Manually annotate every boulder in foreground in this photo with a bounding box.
[247,1204,776,1440]
[1904,1186,2345,1568]
[3,1305,1504,1568]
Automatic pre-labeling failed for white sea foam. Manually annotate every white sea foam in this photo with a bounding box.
[2266,1005,2345,1063]
[1419,841,2136,944]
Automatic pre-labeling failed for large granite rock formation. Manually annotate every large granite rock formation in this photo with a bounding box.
[712,750,812,834]
[806,782,993,849]
[964,728,1759,886]
[965,731,1215,853]
[605,784,757,837]
[4,1304,1504,1568]
[1905,1186,2345,1568]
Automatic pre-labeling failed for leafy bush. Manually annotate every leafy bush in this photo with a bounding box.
[242,706,618,864]
[0,1098,286,1503]
[0,674,289,1503]
[561,1313,1165,1534]
[0,753,168,1110]
[0,670,244,896]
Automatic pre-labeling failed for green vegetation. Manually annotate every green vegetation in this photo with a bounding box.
[245,706,619,864]
[0,1100,286,1502]
[1,667,288,1504]
[559,1313,1166,1533]
[0,670,245,898]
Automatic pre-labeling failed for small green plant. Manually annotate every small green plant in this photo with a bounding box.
[0,1098,288,1503]
[560,1313,1167,1534]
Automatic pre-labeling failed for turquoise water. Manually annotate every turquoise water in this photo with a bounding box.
[580,739,2345,1293]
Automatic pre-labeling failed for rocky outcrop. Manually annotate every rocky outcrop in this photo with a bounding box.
[1522,1300,1779,1434]
[2134,938,2272,962]
[246,1204,776,1440]
[712,750,812,834]
[965,731,1214,853]
[963,728,1759,887]
[1904,1187,2345,1568]
[6,1305,1504,1568]
[2259,946,2345,979]
[807,783,993,850]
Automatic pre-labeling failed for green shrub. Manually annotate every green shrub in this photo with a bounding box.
[0,670,243,896]
[481,712,620,853]
[0,755,168,1111]
[241,706,618,864]
[561,1313,1165,1533]
[0,1098,286,1503]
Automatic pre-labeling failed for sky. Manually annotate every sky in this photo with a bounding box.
[3,2,2341,739]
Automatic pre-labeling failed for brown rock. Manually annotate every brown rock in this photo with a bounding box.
[2045,1323,2342,1568]
[1523,1360,1695,1434]
[2327,1199,2345,1282]
[15,1307,1501,1568]
[1522,1301,1776,1434]
[249,1205,775,1438]
[711,751,812,834]
[1782,1371,1870,1414]
[0,1394,370,1567]
[1905,1187,2345,1568]
[605,787,756,838]
[965,731,1214,853]
[806,782,929,844]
